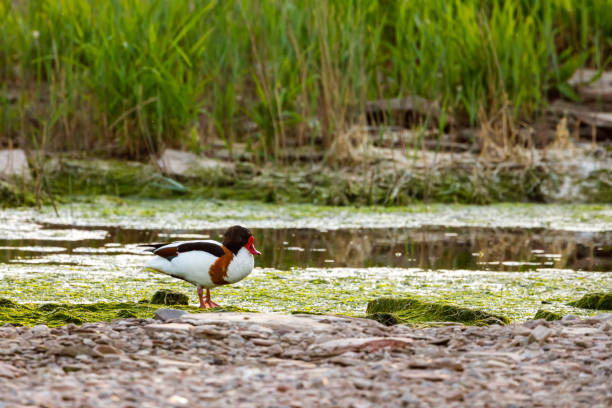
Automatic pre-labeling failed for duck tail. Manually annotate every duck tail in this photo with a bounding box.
[145,256,175,276]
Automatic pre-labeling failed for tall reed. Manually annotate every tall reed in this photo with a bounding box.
[0,0,609,159]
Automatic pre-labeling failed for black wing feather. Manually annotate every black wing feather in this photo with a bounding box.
[138,243,168,252]
[177,241,225,258]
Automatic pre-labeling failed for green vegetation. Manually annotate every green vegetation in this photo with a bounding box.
[533,309,563,321]
[1,1,609,158]
[568,292,612,310]
[31,158,609,206]
[0,180,35,208]
[366,297,510,326]
[0,299,205,327]
[150,289,189,305]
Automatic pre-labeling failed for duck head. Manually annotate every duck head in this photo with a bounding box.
[223,225,261,256]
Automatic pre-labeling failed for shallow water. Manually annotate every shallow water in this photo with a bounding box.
[0,199,610,321]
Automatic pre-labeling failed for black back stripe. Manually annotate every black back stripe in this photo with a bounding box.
[177,241,225,258]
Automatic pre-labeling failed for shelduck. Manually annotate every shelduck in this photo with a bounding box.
[143,225,260,308]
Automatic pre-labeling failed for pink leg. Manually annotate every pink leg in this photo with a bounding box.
[197,287,206,308]
[197,287,220,309]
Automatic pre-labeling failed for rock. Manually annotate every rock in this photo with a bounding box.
[251,338,277,346]
[533,310,563,321]
[593,313,612,321]
[512,325,532,336]
[150,289,189,305]
[180,312,333,332]
[267,344,283,356]
[399,370,450,381]
[157,149,233,177]
[0,149,31,180]
[562,314,579,321]
[568,292,612,310]
[167,395,189,405]
[408,358,464,371]
[352,378,374,390]
[568,69,612,101]
[191,325,230,339]
[30,324,50,337]
[0,362,23,378]
[149,358,200,369]
[528,325,552,344]
[561,327,600,336]
[154,308,189,322]
[94,345,123,355]
[400,392,423,407]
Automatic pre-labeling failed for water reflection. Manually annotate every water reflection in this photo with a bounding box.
[0,224,609,272]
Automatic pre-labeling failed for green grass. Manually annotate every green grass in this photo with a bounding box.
[1,0,610,158]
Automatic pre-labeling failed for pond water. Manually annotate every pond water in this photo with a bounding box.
[0,199,610,321]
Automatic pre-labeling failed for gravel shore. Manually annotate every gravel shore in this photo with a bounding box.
[1,311,611,408]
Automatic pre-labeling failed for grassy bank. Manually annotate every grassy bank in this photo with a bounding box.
[1,0,610,159]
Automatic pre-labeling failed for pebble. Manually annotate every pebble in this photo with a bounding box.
[529,325,552,344]
[0,312,609,407]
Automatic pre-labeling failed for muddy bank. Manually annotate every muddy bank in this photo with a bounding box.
[0,312,611,407]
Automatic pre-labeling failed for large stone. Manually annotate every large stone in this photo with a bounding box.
[180,312,336,332]
[0,149,31,180]
[156,149,232,177]
[154,308,189,322]
[528,325,552,344]
[568,69,612,101]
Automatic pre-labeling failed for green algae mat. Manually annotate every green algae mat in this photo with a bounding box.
[0,199,610,326]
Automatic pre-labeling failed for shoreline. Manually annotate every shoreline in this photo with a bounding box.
[1,311,610,407]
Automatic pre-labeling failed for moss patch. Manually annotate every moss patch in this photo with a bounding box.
[366,297,510,326]
[568,292,612,310]
[0,298,17,308]
[0,180,35,208]
[533,309,563,321]
[0,302,249,327]
[150,289,189,305]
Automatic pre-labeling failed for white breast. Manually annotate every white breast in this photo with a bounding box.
[225,247,255,283]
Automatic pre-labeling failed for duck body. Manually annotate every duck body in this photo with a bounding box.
[145,240,255,288]
[143,226,260,308]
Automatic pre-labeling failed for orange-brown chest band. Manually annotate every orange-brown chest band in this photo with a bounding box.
[209,246,233,285]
